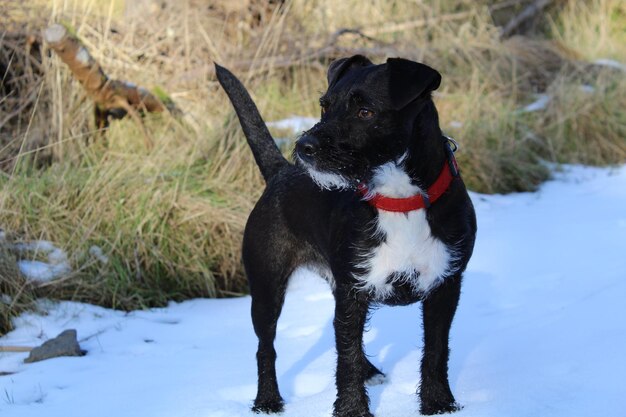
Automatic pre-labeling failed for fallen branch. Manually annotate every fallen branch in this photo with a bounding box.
[204,44,403,81]
[326,28,388,47]
[0,80,42,131]
[500,0,553,39]
[489,0,531,13]
[182,13,476,83]
[0,345,33,352]
[362,11,475,36]
[239,47,400,79]
[43,23,178,147]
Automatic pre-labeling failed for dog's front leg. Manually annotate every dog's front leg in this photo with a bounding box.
[333,284,373,417]
[419,275,462,415]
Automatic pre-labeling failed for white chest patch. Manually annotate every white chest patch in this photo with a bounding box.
[355,160,455,299]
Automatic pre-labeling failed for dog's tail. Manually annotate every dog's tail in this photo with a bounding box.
[215,63,289,181]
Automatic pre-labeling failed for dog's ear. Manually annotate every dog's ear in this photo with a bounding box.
[327,55,373,88]
[386,58,441,110]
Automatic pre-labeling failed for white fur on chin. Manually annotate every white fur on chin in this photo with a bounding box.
[304,166,352,191]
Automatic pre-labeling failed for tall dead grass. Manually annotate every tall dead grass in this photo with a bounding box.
[0,0,624,330]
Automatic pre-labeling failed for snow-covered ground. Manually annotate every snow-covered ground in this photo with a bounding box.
[1,165,625,417]
[267,116,318,134]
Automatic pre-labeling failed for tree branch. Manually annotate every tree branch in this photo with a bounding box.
[43,23,178,144]
[500,0,553,39]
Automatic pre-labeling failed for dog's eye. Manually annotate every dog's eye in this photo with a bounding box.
[357,108,374,120]
[321,105,328,117]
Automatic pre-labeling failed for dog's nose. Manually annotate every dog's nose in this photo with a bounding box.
[296,135,319,158]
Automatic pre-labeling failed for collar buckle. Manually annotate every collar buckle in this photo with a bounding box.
[443,135,460,178]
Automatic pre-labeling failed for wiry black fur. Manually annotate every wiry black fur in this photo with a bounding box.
[215,63,288,181]
[215,56,477,417]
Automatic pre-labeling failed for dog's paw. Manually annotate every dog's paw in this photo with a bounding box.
[419,399,462,415]
[333,398,374,417]
[252,398,285,414]
[333,411,374,417]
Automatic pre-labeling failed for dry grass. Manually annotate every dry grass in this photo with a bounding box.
[0,236,34,334]
[0,0,624,331]
[552,0,626,61]
[531,72,626,165]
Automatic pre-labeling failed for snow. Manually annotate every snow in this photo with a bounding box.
[88,245,109,265]
[579,84,595,94]
[17,261,70,282]
[268,117,319,148]
[75,47,90,65]
[592,59,626,72]
[519,94,551,112]
[267,116,318,133]
[13,241,71,283]
[1,165,626,417]
[518,81,606,113]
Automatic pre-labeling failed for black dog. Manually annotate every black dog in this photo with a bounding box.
[215,55,477,417]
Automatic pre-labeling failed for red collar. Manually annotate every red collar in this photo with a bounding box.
[358,155,459,213]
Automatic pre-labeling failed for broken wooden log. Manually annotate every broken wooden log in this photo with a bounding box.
[0,346,33,353]
[43,23,178,147]
[500,0,554,39]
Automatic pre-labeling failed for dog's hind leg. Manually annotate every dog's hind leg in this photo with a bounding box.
[244,222,295,414]
[419,275,462,415]
[247,258,291,414]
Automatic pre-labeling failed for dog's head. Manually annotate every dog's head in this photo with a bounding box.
[294,55,441,190]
